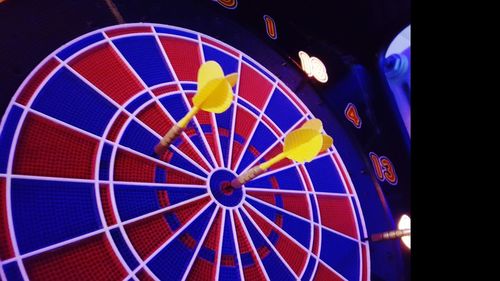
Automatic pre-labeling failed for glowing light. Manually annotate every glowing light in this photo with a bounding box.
[398,214,411,249]
[298,51,328,83]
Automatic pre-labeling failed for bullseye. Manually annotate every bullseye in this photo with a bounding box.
[208,169,244,207]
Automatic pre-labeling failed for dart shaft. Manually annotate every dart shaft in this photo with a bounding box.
[178,106,200,128]
[259,152,286,170]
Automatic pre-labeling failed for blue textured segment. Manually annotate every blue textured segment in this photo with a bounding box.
[113,35,174,86]
[125,92,151,113]
[248,167,304,191]
[199,246,216,262]
[239,211,295,281]
[264,88,303,133]
[242,56,275,82]
[309,195,319,223]
[169,151,207,177]
[202,44,239,74]
[246,197,311,249]
[181,83,197,91]
[148,203,216,280]
[114,184,206,221]
[201,124,212,133]
[305,156,346,193]
[154,26,198,40]
[110,228,140,270]
[32,67,117,136]
[240,252,254,267]
[301,256,317,281]
[351,197,363,238]
[320,228,360,281]
[2,262,24,281]
[165,212,181,231]
[11,178,101,254]
[219,210,241,281]
[237,97,260,117]
[236,123,277,174]
[154,166,166,183]
[119,119,158,157]
[274,194,283,209]
[0,105,23,173]
[268,230,279,244]
[57,33,105,60]
[99,143,113,180]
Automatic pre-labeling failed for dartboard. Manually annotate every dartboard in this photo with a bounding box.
[0,23,369,281]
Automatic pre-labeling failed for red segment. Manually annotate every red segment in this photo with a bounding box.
[24,234,127,281]
[69,43,144,105]
[180,233,197,249]
[221,255,235,266]
[16,58,60,105]
[312,225,320,256]
[157,190,170,208]
[106,112,128,142]
[114,149,156,182]
[201,36,239,58]
[187,259,216,281]
[231,106,258,169]
[299,165,313,192]
[262,115,282,136]
[316,195,358,239]
[159,36,202,81]
[278,82,307,114]
[13,113,98,179]
[99,184,117,226]
[238,63,274,110]
[166,167,205,185]
[333,154,354,194]
[362,244,369,281]
[151,83,180,96]
[249,191,310,220]
[105,26,152,38]
[136,269,155,281]
[313,262,344,281]
[202,209,222,251]
[244,206,307,276]
[174,196,211,224]
[0,177,14,260]
[247,191,275,206]
[233,211,267,280]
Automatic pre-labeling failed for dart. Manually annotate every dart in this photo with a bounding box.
[155,61,238,156]
[230,119,333,188]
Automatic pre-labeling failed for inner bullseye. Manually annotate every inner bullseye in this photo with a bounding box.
[208,169,243,207]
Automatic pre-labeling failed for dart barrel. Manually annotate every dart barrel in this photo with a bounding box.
[154,124,183,156]
[369,229,410,242]
[230,166,265,188]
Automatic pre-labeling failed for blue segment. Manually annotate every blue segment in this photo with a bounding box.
[202,44,239,74]
[242,56,275,82]
[181,83,197,91]
[351,197,363,238]
[165,213,181,231]
[264,88,303,133]
[301,256,317,281]
[113,35,174,86]
[2,262,24,281]
[237,98,260,117]
[220,210,241,281]
[310,195,319,223]
[119,119,158,157]
[246,197,311,249]
[320,228,360,281]
[148,204,216,280]
[248,167,304,191]
[32,67,117,136]
[199,246,216,262]
[155,166,166,183]
[233,133,245,145]
[268,230,279,244]
[57,33,105,60]
[305,156,346,193]
[125,92,151,113]
[99,143,113,180]
[236,123,277,174]
[239,211,295,281]
[0,105,23,173]
[154,26,198,40]
[169,151,206,177]
[274,194,283,208]
[110,228,140,270]
[11,178,101,254]
[240,252,254,267]
[209,169,242,207]
[201,124,212,133]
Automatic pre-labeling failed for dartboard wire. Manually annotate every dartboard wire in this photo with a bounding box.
[180,206,221,281]
[15,104,207,182]
[226,54,243,169]
[233,209,271,281]
[102,33,214,174]
[232,81,278,172]
[214,207,226,281]
[131,201,216,276]
[244,187,354,198]
[150,30,217,171]
[238,206,300,280]
[246,195,362,244]
[228,210,245,281]
[236,115,307,175]
[313,257,349,281]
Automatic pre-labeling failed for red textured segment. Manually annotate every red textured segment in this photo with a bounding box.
[238,63,274,110]
[0,177,14,260]
[202,209,222,250]
[136,269,156,281]
[362,244,369,281]
[244,206,307,276]
[174,141,210,173]
[256,246,270,259]
[230,141,244,170]
[278,82,307,114]
[106,112,129,142]
[99,184,117,226]
[221,255,235,266]
[312,225,320,256]
[247,191,275,206]
[151,83,180,96]
[173,196,211,224]
[313,262,344,281]
[201,36,240,58]
[16,58,60,105]
[186,258,216,281]
[231,107,258,169]
[105,26,152,38]
[316,195,358,239]
[24,234,127,281]
[249,191,310,220]
[125,214,173,259]
[114,149,156,182]
[159,36,202,81]
[233,211,267,280]
[69,43,144,105]
[262,143,292,171]
[262,115,282,136]
[157,190,170,208]
[165,167,205,185]
[13,113,98,179]
[299,165,313,192]
[180,233,196,249]
[332,154,354,194]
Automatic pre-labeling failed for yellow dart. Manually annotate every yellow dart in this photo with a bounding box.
[155,61,238,156]
[231,119,333,188]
